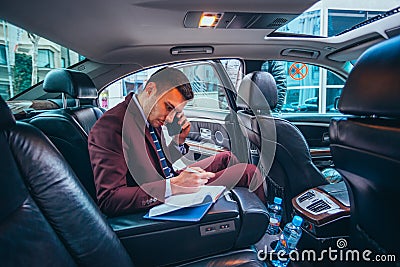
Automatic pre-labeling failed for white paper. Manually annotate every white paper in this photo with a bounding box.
[148,185,225,217]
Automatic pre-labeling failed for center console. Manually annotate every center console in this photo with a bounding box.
[292,181,350,248]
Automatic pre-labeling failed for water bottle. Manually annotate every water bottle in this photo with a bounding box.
[266,197,282,235]
[271,215,303,267]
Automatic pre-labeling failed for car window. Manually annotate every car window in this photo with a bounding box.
[101,59,242,111]
[220,59,243,91]
[0,20,83,100]
[259,60,347,114]
[177,61,229,110]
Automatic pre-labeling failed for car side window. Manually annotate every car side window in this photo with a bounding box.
[101,60,240,111]
[177,62,228,110]
[260,60,347,114]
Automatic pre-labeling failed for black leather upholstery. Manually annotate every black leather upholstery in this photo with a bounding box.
[231,188,269,248]
[237,71,327,222]
[43,68,98,99]
[237,71,278,112]
[338,36,400,118]
[0,96,134,267]
[330,36,400,259]
[30,69,103,200]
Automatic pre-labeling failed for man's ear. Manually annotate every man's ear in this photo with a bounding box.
[145,82,157,95]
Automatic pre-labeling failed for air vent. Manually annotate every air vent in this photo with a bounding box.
[306,199,331,214]
[298,190,315,203]
[296,189,340,215]
[267,18,288,28]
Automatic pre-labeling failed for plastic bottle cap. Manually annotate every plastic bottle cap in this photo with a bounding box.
[273,197,282,205]
[292,215,303,227]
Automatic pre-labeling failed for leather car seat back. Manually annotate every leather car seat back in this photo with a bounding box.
[0,96,133,267]
[236,71,327,222]
[329,35,400,257]
[30,69,103,200]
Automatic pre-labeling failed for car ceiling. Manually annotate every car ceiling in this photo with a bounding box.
[0,0,318,63]
[2,0,400,98]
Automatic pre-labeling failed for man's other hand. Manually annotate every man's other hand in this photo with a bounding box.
[175,111,190,145]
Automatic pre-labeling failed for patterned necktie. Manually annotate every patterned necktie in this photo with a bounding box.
[148,125,173,179]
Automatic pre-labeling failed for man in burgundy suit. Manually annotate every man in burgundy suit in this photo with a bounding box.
[89,67,266,216]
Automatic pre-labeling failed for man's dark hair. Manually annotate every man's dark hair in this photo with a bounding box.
[147,67,194,100]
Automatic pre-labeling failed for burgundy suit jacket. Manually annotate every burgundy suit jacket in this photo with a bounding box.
[88,93,186,216]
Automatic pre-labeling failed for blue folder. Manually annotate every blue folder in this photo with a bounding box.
[144,201,213,222]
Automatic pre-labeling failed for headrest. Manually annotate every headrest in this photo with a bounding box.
[0,96,16,130]
[237,71,278,112]
[43,69,97,99]
[339,35,400,118]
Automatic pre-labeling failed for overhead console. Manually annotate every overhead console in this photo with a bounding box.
[184,11,299,30]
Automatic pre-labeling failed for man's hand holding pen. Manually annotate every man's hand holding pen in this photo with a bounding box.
[170,166,215,195]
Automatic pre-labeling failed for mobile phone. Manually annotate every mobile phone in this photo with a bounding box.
[166,113,182,136]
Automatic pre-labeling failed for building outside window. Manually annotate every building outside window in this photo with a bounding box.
[38,49,54,68]
[0,44,6,65]
[328,10,382,36]
[0,84,9,100]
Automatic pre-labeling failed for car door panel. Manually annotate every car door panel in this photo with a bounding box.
[281,114,350,169]
[178,59,246,162]
[183,108,232,160]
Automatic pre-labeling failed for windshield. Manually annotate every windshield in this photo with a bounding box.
[275,0,400,37]
[0,20,84,100]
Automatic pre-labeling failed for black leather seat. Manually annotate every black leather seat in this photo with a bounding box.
[236,71,328,222]
[0,96,133,267]
[329,35,400,259]
[30,69,103,200]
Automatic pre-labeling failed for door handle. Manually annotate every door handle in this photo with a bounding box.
[322,132,330,142]
[200,128,211,139]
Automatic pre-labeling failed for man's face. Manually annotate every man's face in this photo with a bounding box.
[145,86,187,128]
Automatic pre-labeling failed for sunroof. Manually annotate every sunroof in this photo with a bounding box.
[274,0,400,37]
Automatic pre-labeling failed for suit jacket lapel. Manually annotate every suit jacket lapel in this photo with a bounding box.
[125,94,165,177]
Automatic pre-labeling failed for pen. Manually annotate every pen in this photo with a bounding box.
[185,167,200,173]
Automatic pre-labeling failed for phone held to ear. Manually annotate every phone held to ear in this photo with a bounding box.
[166,113,182,136]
